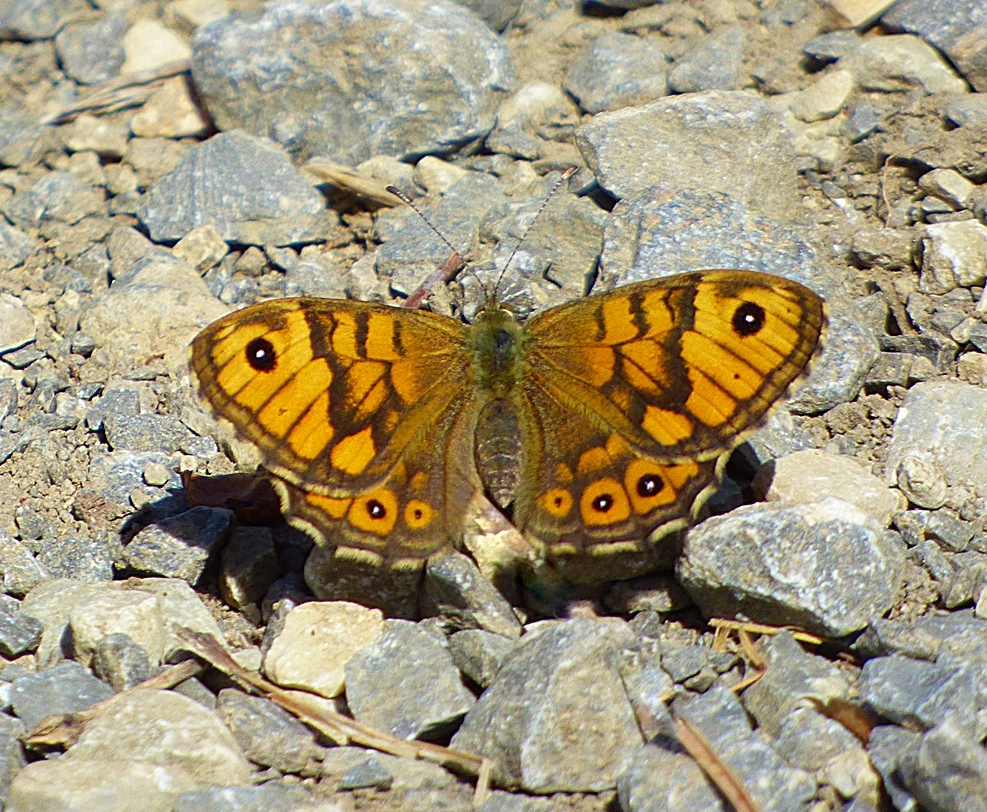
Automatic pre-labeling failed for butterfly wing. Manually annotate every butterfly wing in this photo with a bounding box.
[513,270,826,555]
[189,298,479,566]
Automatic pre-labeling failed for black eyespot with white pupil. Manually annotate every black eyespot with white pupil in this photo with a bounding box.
[732,301,765,337]
[592,494,614,513]
[412,507,423,520]
[246,338,277,372]
[637,474,664,498]
[367,500,387,520]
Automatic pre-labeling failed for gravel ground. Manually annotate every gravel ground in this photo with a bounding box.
[0,0,987,810]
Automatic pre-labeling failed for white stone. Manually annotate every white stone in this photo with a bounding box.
[263,601,384,698]
[121,19,192,75]
[171,224,228,272]
[7,757,199,812]
[413,156,468,195]
[920,219,987,294]
[66,689,253,786]
[69,590,168,667]
[789,70,855,122]
[758,449,904,527]
[0,294,36,354]
[838,35,969,95]
[917,168,977,209]
[131,76,209,139]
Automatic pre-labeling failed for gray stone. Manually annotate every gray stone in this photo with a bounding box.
[773,708,874,798]
[841,97,883,143]
[0,108,52,169]
[90,632,156,692]
[451,0,521,32]
[671,686,816,811]
[87,450,183,509]
[174,783,341,812]
[619,740,726,812]
[0,532,50,598]
[741,632,850,738]
[11,661,113,732]
[669,25,745,93]
[16,173,106,228]
[451,619,643,792]
[564,32,668,114]
[837,34,969,95]
[0,220,37,274]
[447,629,515,689]
[803,30,862,61]
[577,92,800,223]
[219,526,280,610]
[0,0,91,39]
[421,551,521,639]
[345,619,476,740]
[786,310,880,415]
[678,497,905,637]
[600,192,828,294]
[84,388,139,432]
[945,93,987,127]
[0,714,25,804]
[900,719,987,812]
[36,536,114,582]
[339,756,394,790]
[857,654,987,736]
[103,412,193,453]
[886,381,987,505]
[216,688,321,773]
[137,130,333,246]
[123,507,234,584]
[191,0,514,165]
[0,604,42,658]
[883,0,987,92]
[54,13,128,85]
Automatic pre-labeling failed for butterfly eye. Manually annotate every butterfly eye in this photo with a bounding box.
[732,301,766,337]
[246,338,277,371]
[636,474,663,498]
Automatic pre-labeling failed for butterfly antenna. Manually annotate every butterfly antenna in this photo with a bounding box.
[386,186,481,309]
[493,165,577,296]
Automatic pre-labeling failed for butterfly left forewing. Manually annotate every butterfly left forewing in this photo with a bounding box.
[513,270,825,557]
[189,297,479,565]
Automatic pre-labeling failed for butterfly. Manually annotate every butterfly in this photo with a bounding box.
[188,266,826,571]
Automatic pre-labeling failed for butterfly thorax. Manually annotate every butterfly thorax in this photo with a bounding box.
[470,303,525,509]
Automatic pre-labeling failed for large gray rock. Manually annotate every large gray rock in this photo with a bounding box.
[451,619,643,792]
[137,130,333,246]
[577,91,800,222]
[679,497,906,637]
[191,0,515,164]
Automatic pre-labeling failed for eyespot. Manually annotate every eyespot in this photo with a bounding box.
[580,478,630,526]
[636,474,663,498]
[246,337,277,371]
[732,301,765,337]
[404,499,437,530]
[539,488,573,519]
[348,489,398,535]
